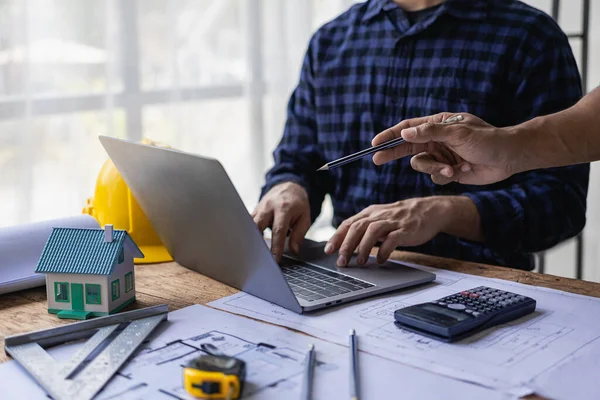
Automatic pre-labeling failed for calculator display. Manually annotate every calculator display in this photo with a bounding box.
[421,304,469,322]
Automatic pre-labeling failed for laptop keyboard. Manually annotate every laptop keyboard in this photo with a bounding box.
[280,261,375,302]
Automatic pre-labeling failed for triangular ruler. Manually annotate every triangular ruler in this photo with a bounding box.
[5,304,168,400]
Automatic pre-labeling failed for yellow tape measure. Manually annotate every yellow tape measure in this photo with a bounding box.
[183,354,246,399]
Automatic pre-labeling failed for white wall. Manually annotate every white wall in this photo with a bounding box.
[45,273,109,313]
[107,249,136,312]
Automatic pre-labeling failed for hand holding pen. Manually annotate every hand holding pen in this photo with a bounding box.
[371,112,519,185]
[317,115,464,171]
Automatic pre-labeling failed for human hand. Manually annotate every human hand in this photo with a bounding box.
[372,113,519,185]
[252,182,311,262]
[323,197,452,266]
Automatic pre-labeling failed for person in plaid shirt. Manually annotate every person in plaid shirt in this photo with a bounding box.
[252,0,589,271]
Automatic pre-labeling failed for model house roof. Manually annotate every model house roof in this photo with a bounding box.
[35,227,144,275]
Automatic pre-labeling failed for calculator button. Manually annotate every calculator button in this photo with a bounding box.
[472,312,482,317]
[465,309,474,314]
[448,304,466,310]
[460,291,470,296]
[438,302,446,306]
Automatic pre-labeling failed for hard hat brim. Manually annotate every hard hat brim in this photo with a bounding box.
[135,245,173,264]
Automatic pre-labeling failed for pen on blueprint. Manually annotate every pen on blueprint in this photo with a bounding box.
[349,329,360,400]
[317,115,464,171]
[301,344,316,400]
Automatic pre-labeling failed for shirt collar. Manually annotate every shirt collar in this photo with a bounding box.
[362,0,489,23]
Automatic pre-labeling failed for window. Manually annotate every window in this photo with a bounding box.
[118,248,124,264]
[125,272,134,293]
[85,284,101,305]
[54,282,69,302]
[111,279,120,301]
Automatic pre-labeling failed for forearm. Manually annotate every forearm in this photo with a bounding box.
[434,196,484,242]
[515,86,600,172]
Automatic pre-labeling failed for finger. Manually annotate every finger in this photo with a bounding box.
[325,214,364,254]
[372,142,427,165]
[401,118,463,144]
[356,221,393,265]
[429,162,474,185]
[253,210,273,233]
[371,114,447,146]
[376,230,407,263]
[410,153,455,177]
[289,211,311,254]
[270,210,292,262]
[430,173,456,186]
[445,162,473,184]
[433,141,461,166]
[337,220,371,267]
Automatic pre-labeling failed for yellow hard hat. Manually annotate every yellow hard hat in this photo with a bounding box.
[83,139,173,264]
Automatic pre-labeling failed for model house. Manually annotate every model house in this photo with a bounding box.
[35,225,144,320]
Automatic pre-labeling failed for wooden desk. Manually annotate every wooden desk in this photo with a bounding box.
[1,250,599,397]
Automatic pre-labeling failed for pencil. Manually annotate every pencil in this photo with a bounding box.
[317,114,464,171]
[301,344,316,400]
[349,329,359,400]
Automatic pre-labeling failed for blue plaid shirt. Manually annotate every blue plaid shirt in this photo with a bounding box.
[262,0,589,270]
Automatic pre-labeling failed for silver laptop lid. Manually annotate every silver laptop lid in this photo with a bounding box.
[99,136,302,313]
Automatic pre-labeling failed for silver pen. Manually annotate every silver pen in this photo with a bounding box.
[349,329,359,400]
[301,344,316,400]
[317,114,464,171]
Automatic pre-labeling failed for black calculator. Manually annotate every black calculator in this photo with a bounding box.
[393,286,536,342]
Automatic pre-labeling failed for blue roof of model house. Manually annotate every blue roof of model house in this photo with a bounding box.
[35,227,144,275]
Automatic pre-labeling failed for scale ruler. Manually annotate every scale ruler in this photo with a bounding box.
[5,304,168,400]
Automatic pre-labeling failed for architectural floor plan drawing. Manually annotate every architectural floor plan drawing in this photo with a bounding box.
[211,265,600,396]
[0,304,511,400]
[115,329,325,399]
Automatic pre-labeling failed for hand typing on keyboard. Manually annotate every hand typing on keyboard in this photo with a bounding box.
[252,182,311,262]
[324,197,482,267]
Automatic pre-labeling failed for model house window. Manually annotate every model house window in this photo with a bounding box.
[54,282,69,302]
[111,279,120,300]
[85,284,101,305]
[118,248,124,264]
[125,272,134,293]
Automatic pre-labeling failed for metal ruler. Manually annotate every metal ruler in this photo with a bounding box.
[5,304,168,400]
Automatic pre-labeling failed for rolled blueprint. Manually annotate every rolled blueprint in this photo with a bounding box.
[0,215,99,295]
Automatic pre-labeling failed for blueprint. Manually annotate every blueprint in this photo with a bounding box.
[0,215,99,294]
[0,304,511,400]
[210,264,600,397]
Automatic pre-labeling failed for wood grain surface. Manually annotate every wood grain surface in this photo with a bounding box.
[2,249,598,399]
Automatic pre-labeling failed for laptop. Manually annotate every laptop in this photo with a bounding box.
[99,136,435,313]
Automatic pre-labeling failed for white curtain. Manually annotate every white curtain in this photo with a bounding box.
[0,0,598,280]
